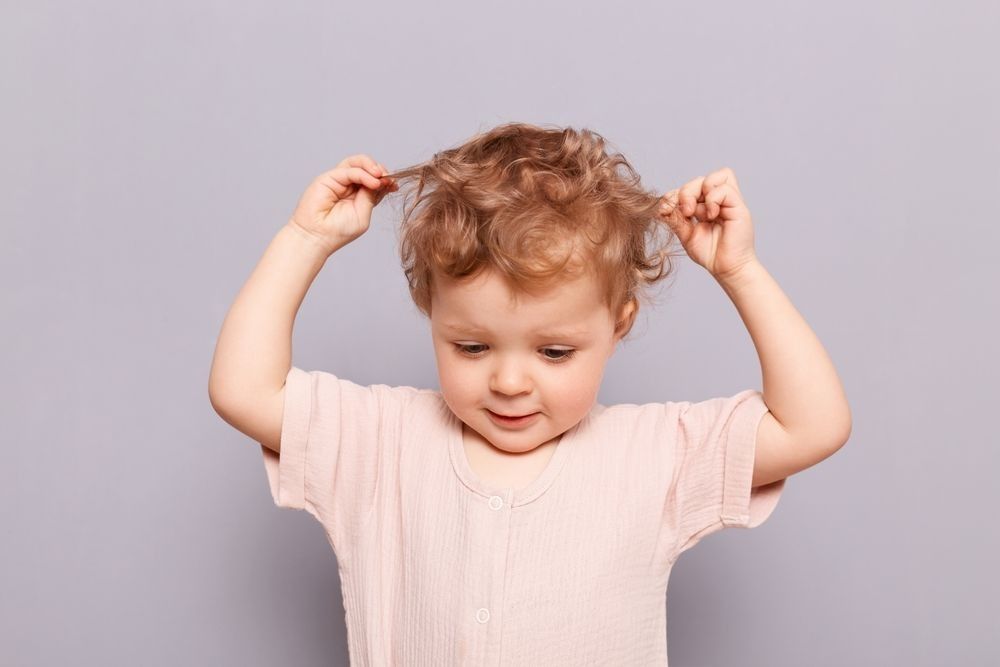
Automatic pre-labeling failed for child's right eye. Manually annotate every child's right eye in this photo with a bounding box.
[455,343,488,356]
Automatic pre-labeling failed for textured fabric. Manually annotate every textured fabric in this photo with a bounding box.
[260,366,786,666]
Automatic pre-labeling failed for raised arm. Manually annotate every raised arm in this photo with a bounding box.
[208,223,333,452]
[208,155,395,452]
[660,167,852,488]
[716,259,852,486]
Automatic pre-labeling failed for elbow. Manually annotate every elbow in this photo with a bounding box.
[806,405,853,453]
[842,400,853,441]
[208,374,222,413]
[830,406,853,450]
[208,373,234,417]
[208,385,229,419]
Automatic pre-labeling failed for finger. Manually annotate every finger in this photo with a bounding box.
[335,154,386,179]
[702,167,740,196]
[373,181,395,205]
[356,177,378,211]
[659,206,692,243]
[335,153,382,175]
[678,177,706,217]
[372,161,397,189]
[658,193,695,244]
[725,168,741,194]
[378,166,397,189]
[658,189,680,215]
[703,183,739,220]
[325,166,385,194]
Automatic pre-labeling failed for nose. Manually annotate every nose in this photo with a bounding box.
[488,354,533,396]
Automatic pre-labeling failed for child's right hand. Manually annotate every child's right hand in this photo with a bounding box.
[287,154,398,255]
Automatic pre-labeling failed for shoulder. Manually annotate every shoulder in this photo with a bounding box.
[577,400,682,450]
[309,369,437,402]
[584,397,743,447]
[298,370,447,428]
[588,399,680,429]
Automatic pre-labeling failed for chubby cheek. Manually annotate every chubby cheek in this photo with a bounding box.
[553,365,603,421]
[434,350,479,410]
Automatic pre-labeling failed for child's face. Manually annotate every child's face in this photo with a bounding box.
[429,266,625,454]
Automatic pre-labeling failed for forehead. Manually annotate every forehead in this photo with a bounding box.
[430,267,609,333]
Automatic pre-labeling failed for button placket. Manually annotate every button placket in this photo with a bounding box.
[478,497,501,627]
[475,488,511,663]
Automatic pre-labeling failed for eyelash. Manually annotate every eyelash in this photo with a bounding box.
[453,344,577,363]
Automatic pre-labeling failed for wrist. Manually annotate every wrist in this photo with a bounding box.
[283,221,339,260]
[713,256,765,294]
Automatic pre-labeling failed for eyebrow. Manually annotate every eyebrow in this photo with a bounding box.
[441,323,589,338]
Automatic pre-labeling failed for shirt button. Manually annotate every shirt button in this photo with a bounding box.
[488,495,503,510]
[475,608,490,624]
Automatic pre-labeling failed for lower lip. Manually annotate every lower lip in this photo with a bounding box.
[487,410,540,428]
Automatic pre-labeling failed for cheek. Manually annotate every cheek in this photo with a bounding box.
[435,353,479,402]
[548,360,604,413]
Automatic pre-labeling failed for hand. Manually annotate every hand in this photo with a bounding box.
[657,167,758,281]
[287,154,399,254]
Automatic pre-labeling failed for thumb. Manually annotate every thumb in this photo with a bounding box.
[658,191,693,246]
[352,183,379,222]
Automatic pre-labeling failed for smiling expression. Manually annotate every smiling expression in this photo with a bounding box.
[430,266,630,455]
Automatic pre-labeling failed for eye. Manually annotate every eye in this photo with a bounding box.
[454,343,488,357]
[452,344,576,363]
[542,348,576,362]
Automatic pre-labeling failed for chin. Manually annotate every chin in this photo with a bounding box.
[492,424,564,450]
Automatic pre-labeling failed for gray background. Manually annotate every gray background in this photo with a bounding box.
[3,1,997,665]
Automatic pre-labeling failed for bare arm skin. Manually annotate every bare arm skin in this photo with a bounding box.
[207,223,334,452]
[662,168,852,488]
[208,155,393,452]
[716,259,852,487]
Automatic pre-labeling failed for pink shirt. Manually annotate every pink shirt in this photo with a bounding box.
[260,366,786,666]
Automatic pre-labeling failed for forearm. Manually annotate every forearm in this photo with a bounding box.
[716,259,852,447]
[208,223,334,405]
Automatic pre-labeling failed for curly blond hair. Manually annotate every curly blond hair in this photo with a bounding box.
[382,121,682,340]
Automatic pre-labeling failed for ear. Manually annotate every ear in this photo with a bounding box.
[613,298,638,342]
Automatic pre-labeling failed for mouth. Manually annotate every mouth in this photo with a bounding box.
[486,409,540,427]
[491,410,535,418]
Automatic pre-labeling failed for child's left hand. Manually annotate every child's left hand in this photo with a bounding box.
[658,167,759,281]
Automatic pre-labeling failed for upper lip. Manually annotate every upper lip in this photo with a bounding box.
[489,409,538,418]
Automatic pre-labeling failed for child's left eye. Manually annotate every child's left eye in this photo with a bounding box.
[541,348,575,361]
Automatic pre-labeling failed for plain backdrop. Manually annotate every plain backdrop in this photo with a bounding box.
[3,1,998,665]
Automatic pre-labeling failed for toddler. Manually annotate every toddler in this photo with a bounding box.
[209,122,851,665]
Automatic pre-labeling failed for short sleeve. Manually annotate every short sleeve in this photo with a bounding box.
[260,366,420,553]
[669,389,786,560]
